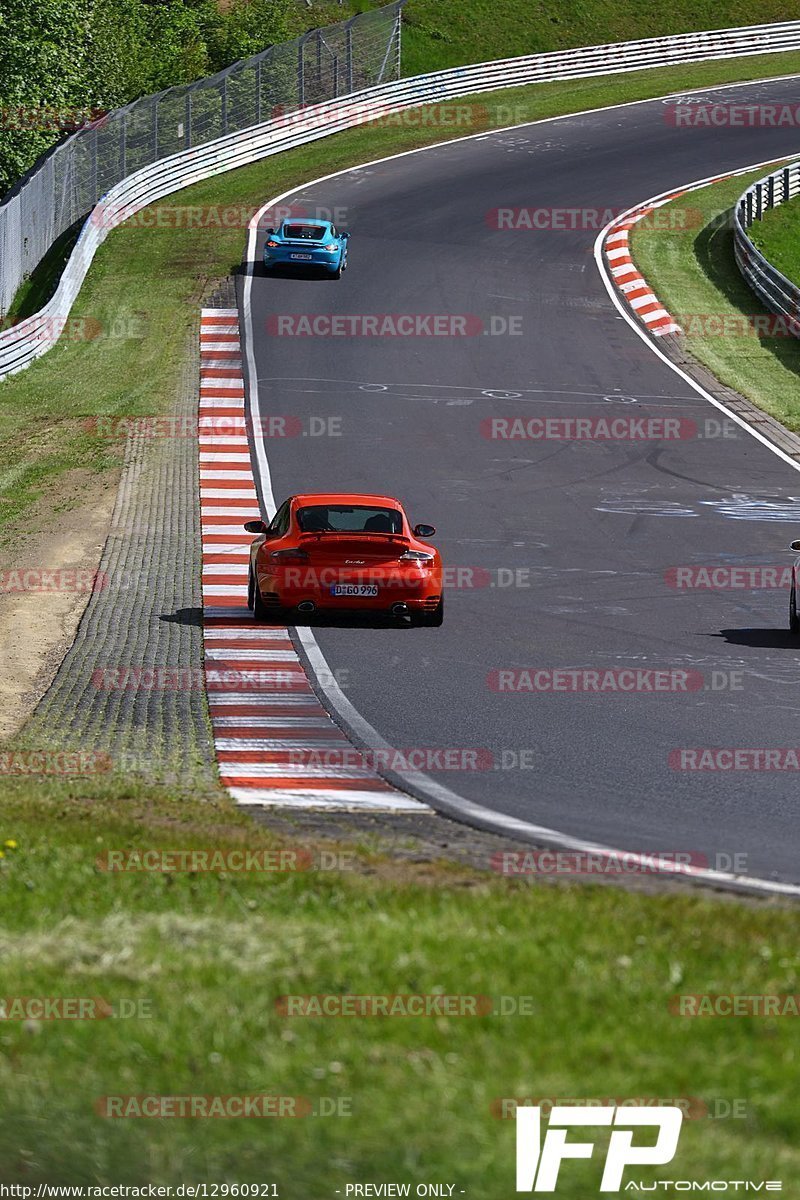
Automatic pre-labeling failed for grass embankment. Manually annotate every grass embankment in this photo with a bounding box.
[1,778,800,1185]
[6,52,800,547]
[631,166,800,432]
[334,0,800,76]
[748,185,800,285]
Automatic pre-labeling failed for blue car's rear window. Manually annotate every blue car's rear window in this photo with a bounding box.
[284,224,326,240]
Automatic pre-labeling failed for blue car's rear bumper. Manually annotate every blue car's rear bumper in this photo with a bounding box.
[264,248,342,270]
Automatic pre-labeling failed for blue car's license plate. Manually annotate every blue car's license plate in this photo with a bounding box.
[290,253,313,260]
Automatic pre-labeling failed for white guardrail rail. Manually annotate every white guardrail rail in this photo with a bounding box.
[5,18,800,378]
[735,161,800,328]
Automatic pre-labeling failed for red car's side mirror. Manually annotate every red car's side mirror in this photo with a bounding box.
[244,519,267,534]
[414,523,436,538]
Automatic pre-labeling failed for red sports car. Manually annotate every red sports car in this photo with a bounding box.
[245,493,443,625]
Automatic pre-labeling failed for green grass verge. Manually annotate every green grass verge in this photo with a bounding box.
[5,51,800,547]
[631,164,800,432]
[1,777,800,1186]
[747,185,800,285]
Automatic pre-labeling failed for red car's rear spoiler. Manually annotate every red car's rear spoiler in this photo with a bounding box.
[298,531,411,544]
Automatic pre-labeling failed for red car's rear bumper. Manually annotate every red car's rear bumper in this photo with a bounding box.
[258,566,441,612]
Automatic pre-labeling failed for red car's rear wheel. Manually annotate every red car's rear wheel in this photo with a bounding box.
[414,598,444,627]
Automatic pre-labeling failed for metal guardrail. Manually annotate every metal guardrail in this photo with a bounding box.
[734,161,800,328]
[5,15,800,379]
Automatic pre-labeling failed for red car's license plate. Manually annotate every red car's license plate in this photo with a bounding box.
[331,584,379,597]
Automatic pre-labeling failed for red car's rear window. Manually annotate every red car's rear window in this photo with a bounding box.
[297,506,403,534]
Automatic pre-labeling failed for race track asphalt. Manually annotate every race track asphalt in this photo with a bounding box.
[242,75,800,884]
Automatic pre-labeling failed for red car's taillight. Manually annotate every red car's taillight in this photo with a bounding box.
[270,549,309,563]
[399,550,434,563]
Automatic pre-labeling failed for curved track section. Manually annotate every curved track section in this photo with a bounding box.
[241,77,800,887]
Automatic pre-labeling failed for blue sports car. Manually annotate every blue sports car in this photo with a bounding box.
[263,219,349,278]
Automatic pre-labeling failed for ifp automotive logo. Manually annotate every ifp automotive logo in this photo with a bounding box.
[516,1105,682,1192]
[514,1106,782,1192]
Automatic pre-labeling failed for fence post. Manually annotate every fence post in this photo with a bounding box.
[221,76,228,136]
[317,29,323,87]
[768,173,775,209]
[186,92,192,149]
[153,97,159,162]
[346,18,355,92]
[93,127,100,203]
[784,166,791,203]
[395,1,404,77]
[256,58,262,124]
[298,34,308,107]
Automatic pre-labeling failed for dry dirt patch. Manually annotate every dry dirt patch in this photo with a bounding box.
[0,471,119,739]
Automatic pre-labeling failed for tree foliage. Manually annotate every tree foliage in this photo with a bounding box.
[0,0,295,194]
